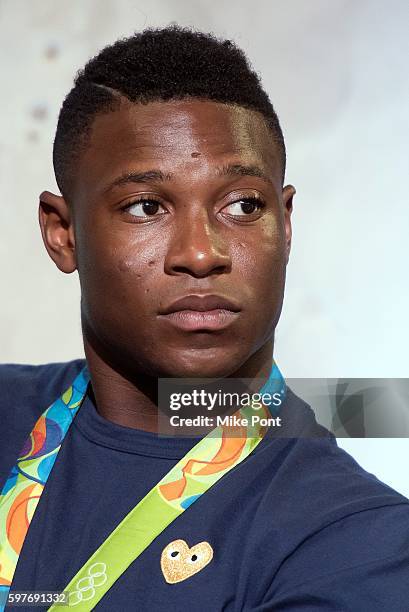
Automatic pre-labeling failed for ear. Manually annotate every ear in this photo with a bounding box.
[282,184,296,264]
[38,190,77,273]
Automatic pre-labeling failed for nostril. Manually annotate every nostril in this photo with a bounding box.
[171,264,230,278]
[164,237,232,277]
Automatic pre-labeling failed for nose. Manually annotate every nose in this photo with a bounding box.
[164,207,232,278]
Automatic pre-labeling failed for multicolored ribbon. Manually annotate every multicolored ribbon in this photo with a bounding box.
[0,368,89,609]
[0,362,285,610]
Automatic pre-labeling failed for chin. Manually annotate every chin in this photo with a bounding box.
[154,345,248,379]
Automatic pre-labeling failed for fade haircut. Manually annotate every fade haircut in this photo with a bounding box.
[53,25,286,200]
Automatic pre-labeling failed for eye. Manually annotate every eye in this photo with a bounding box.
[187,553,201,564]
[167,549,180,560]
[222,196,265,218]
[123,197,167,218]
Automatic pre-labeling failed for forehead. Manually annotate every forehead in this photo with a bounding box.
[75,99,282,198]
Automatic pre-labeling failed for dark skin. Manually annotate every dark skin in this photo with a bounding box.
[39,99,295,432]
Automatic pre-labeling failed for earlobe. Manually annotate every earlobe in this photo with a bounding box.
[38,190,77,273]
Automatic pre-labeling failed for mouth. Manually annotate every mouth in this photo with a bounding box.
[158,294,241,332]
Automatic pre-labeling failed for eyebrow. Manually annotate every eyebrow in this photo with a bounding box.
[103,163,272,194]
[103,170,172,193]
[215,163,273,185]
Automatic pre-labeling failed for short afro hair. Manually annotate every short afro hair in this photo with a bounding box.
[53,25,286,199]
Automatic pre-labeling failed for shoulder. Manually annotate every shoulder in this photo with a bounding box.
[0,358,86,414]
[244,394,409,611]
[0,358,86,486]
[263,386,408,520]
[266,498,409,609]
[250,383,408,555]
[256,499,409,610]
[249,387,409,608]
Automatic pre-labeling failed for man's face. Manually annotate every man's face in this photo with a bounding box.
[64,100,294,378]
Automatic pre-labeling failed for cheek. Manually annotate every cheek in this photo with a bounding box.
[78,227,163,310]
[231,218,286,291]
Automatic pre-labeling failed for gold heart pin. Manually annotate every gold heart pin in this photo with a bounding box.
[161,539,214,584]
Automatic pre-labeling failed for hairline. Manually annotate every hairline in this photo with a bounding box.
[60,95,286,203]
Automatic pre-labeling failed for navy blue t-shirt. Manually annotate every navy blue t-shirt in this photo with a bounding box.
[1,359,409,611]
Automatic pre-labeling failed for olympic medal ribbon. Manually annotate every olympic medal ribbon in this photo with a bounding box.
[49,364,286,610]
[0,368,89,612]
[0,362,285,611]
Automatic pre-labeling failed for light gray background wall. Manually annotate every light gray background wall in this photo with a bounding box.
[1,1,408,495]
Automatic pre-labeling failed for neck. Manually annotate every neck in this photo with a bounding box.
[82,338,275,433]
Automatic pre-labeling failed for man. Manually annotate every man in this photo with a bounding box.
[1,26,408,611]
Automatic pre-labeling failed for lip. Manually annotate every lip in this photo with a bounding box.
[158,294,241,331]
[161,294,241,315]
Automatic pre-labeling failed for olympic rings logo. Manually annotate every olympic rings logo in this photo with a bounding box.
[68,562,107,607]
